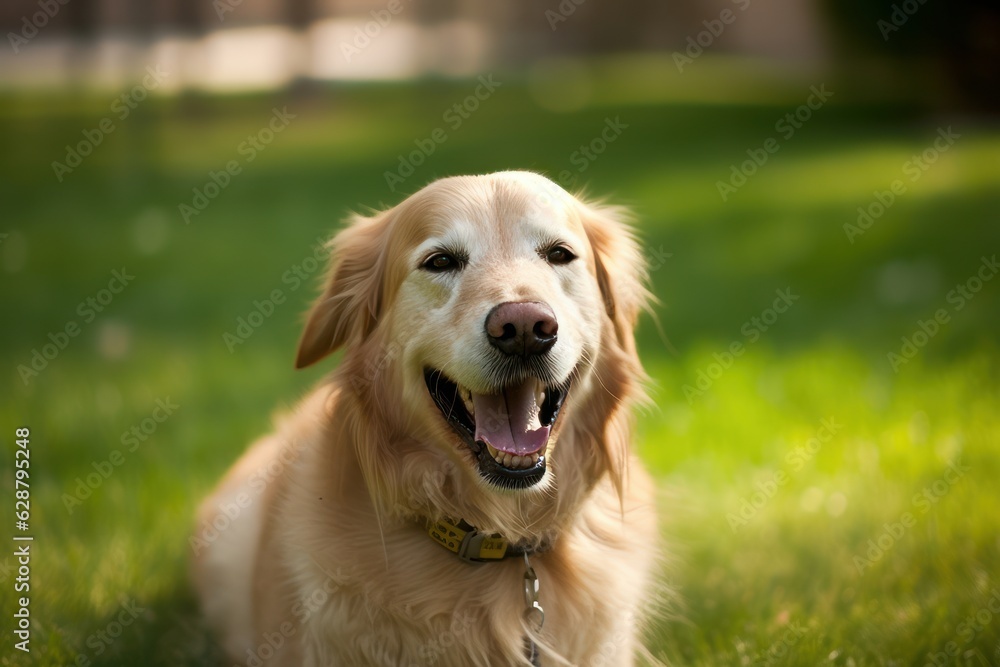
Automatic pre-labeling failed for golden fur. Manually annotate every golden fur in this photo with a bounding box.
[192,171,660,666]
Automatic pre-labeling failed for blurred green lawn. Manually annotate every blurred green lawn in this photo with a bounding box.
[2,72,999,666]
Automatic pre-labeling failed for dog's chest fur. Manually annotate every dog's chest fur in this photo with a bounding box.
[252,426,657,667]
[282,520,650,666]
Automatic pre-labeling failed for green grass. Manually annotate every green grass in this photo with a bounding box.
[1,70,999,666]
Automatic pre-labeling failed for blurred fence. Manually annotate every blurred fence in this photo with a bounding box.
[1,0,828,90]
[1,0,996,111]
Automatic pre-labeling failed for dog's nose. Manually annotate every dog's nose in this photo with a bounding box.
[485,301,558,357]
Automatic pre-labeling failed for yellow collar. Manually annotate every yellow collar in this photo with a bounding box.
[427,517,546,563]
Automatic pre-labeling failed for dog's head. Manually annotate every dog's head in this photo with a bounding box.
[296,172,648,515]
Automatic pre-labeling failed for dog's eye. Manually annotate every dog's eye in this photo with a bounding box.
[545,245,576,265]
[422,253,461,272]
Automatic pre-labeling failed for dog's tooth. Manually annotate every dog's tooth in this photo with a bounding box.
[531,453,539,464]
[485,441,498,458]
[502,453,512,467]
[510,455,523,469]
[459,386,475,416]
[535,381,545,406]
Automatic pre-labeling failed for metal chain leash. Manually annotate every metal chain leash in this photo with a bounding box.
[522,553,544,666]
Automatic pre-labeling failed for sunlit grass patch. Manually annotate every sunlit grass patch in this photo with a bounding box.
[643,344,1000,665]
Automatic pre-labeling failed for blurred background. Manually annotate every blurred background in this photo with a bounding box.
[2,0,999,665]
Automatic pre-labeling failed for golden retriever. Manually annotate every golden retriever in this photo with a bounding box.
[192,171,660,666]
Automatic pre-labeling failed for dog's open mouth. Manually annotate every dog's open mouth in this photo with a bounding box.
[424,369,568,489]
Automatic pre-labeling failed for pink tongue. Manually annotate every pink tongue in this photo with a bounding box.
[472,379,550,456]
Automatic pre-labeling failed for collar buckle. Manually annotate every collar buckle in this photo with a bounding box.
[427,518,510,562]
[459,528,509,562]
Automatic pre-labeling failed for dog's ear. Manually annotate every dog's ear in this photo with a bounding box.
[575,199,653,505]
[577,200,651,350]
[295,211,391,369]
